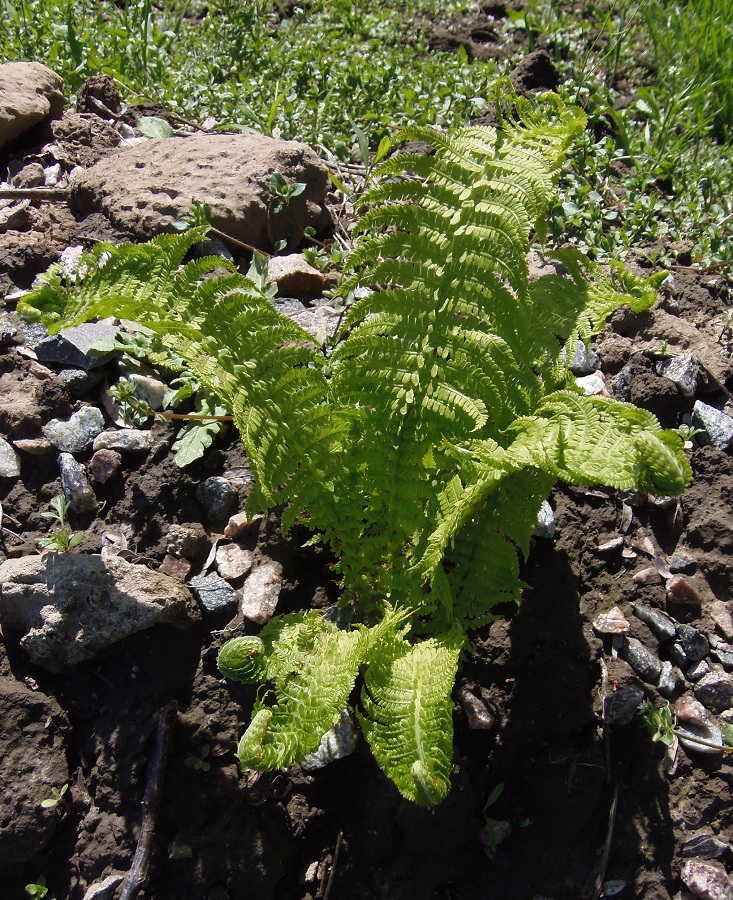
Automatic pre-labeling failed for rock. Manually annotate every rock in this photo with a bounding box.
[76,73,122,116]
[617,636,662,683]
[300,710,359,770]
[215,543,253,581]
[287,303,342,340]
[461,690,495,729]
[0,198,32,230]
[196,476,237,527]
[166,523,209,559]
[126,373,168,410]
[509,49,559,93]
[159,555,191,580]
[567,340,600,375]
[613,366,633,402]
[0,435,21,478]
[657,661,684,698]
[267,253,325,298]
[575,372,606,395]
[681,860,733,900]
[43,405,105,453]
[656,353,699,397]
[224,512,262,540]
[677,624,709,663]
[240,560,283,624]
[710,646,733,670]
[694,669,733,713]
[92,428,156,453]
[633,566,662,586]
[597,536,624,553]
[691,401,733,451]
[11,162,45,188]
[683,833,730,860]
[0,553,200,671]
[675,696,723,755]
[633,604,677,642]
[533,499,555,538]
[189,572,238,614]
[59,452,97,514]
[688,660,711,681]
[0,677,69,862]
[0,370,43,434]
[13,437,53,456]
[667,575,704,610]
[592,606,630,635]
[710,600,733,640]
[89,448,122,483]
[670,549,698,574]
[57,367,105,398]
[0,62,64,152]
[35,319,120,370]
[604,683,645,725]
[70,133,331,249]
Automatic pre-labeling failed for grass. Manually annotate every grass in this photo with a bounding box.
[1,0,732,267]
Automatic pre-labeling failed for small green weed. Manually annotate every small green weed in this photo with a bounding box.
[25,878,49,899]
[41,784,69,810]
[37,496,84,553]
[185,744,211,772]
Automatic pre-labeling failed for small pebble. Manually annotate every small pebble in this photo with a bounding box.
[461,690,495,730]
[567,340,600,375]
[592,606,630,635]
[166,523,209,559]
[687,660,711,682]
[670,549,698,574]
[43,406,105,453]
[681,859,733,900]
[604,684,644,725]
[224,511,262,539]
[240,560,283,624]
[0,435,21,478]
[196,476,237,527]
[190,572,238,614]
[617,636,662,683]
[677,624,709,664]
[126,373,168,410]
[667,575,703,610]
[695,669,733,713]
[59,452,97,513]
[93,429,155,453]
[710,647,733,670]
[533,500,555,539]
[479,820,512,857]
[710,600,733,640]
[13,437,53,455]
[82,875,124,900]
[657,661,683,698]
[676,696,712,729]
[89,448,122,483]
[159,554,191,580]
[597,536,624,553]
[300,710,359,770]
[602,882,627,898]
[267,254,325,299]
[682,833,730,860]
[633,604,677,642]
[691,401,733,451]
[57,367,105,398]
[575,372,606,395]
[633,566,662,586]
[215,543,253,581]
[656,353,699,398]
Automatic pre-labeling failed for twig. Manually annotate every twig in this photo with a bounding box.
[670,260,733,273]
[156,410,233,422]
[0,187,68,201]
[592,785,619,900]
[120,701,178,900]
[322,830,343,900]
[673,729,733,754]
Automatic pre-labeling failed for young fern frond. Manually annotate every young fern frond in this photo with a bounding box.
[20,88,692,806]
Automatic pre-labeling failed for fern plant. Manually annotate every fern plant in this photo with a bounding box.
[20,88,691,806]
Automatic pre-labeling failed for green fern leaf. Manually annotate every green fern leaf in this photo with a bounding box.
[358,629,462,806]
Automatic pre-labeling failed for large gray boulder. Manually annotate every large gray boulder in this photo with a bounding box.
[0,62,65,151]
[70,132,332,249]
[0,553,201,671]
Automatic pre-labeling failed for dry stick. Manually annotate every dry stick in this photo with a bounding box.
[322,830,343,900]
[592,784,619,900]
[120,701,178,900]
[0,187,68,201]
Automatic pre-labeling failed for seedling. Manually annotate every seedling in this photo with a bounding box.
[38,496,84,553]
[25,878,48,899]
[41,783,68,810]
[185,744,211,772]
[268,171,306,216]
[641,700,733,753]
[481,782,505,852]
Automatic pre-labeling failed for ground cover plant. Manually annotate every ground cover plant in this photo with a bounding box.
[21,88,691,804]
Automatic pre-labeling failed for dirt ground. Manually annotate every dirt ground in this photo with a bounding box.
[1,7,733,900]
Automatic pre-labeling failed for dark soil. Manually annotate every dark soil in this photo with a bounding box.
[2,11,733,900]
